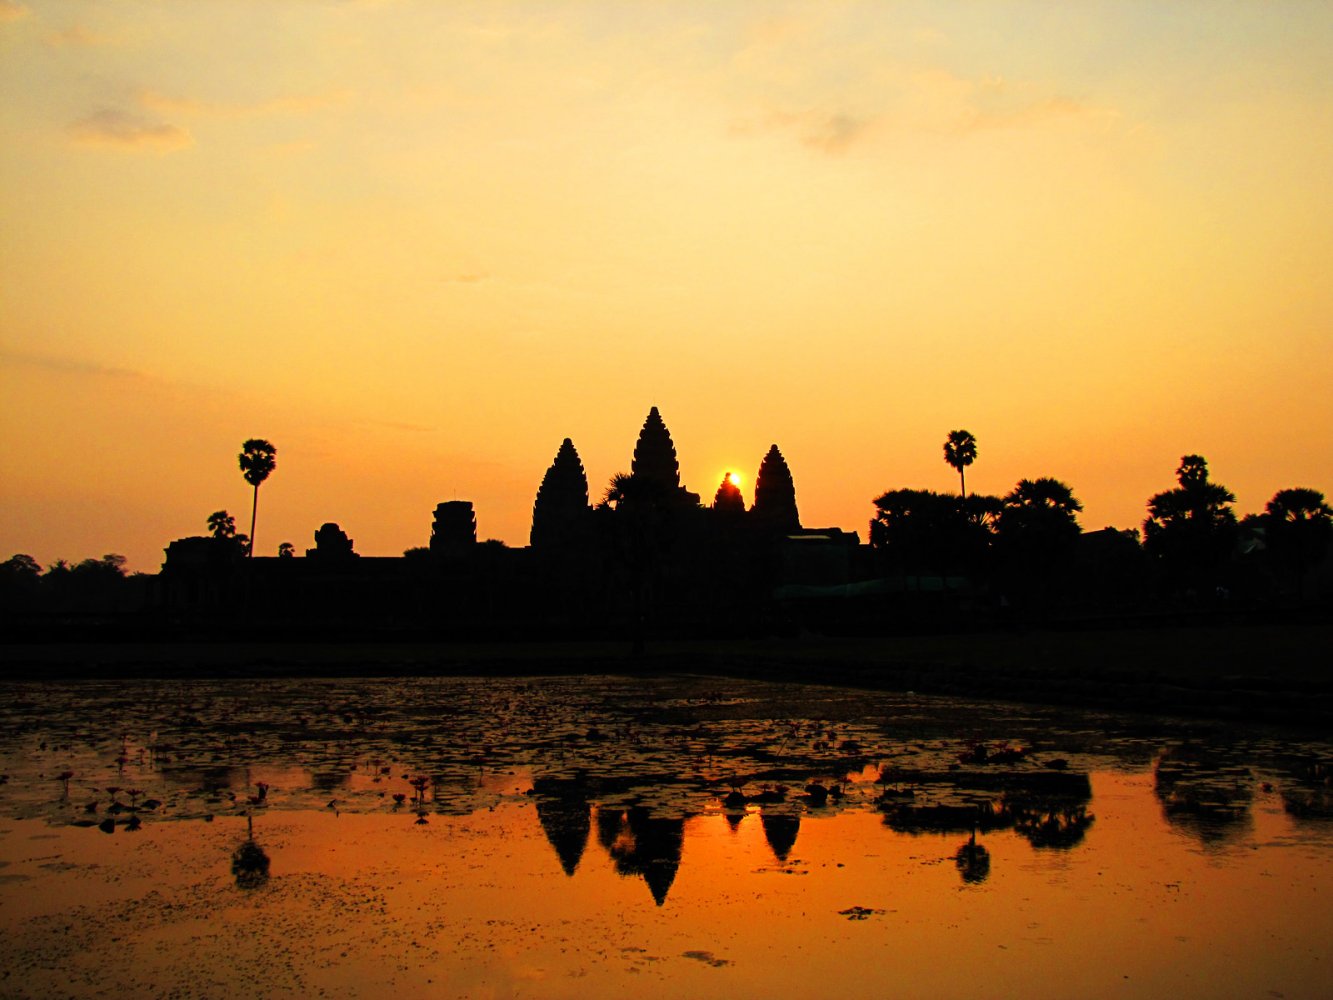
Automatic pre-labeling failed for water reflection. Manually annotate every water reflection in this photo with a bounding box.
[231,813,271,890]
[1277,754,1333,820]
[3,676,1332,1000]
[1154,743,1254,844]
[533,777,592,877]
[759,810,801,863]
[2,674,1330,887]
[600,806,687,906]
[954,831,991,884]
[878,768,1094,855]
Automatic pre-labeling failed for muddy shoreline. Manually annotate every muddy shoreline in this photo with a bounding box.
[3,621,1330,728]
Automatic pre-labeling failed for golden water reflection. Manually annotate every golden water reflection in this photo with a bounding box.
[1,675,1330,997]
[1,771,1329,999]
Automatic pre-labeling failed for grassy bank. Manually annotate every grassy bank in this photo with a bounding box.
[2,621,1329,727]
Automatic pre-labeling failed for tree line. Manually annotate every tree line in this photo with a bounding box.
[1,428,1329,618]
[869,431,1331,607]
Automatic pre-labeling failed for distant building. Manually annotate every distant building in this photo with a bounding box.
[752,444,801,534]
[631,406,701,507]
[431,501,477,557]
[307,522,357,561]
[531,438,591,550]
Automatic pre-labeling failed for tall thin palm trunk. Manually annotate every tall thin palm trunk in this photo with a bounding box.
[248,484,259,558]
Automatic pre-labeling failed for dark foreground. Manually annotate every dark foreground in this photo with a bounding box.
[3,621,1329,727]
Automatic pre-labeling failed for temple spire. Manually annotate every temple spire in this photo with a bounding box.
[531,437,591,548]
[752,444,800,533]
[712,474,745,514]
[631,406,681,491]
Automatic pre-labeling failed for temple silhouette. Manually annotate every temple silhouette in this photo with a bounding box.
[156,405,862,639]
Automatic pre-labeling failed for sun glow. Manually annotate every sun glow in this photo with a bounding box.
[725,471,742,488]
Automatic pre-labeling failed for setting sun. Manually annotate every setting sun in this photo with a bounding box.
[0,1,1330,574]
[726,471,743,489]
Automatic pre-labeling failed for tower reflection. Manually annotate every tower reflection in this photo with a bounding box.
[597,805,686,906]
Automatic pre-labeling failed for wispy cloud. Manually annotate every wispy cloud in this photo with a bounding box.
[784,110,872,154]
[140,88,353,120]
[731,65,1120,154]
[0,1,28,23]
[0,347,148,381]
[731,109,875,155]
[907,70,1120,136]
[441,271,489,285]
[961,94,1118,134]
[68,108,192,152]
[45,24,113,47]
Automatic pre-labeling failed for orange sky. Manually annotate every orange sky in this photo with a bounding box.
[2,2,1330,571]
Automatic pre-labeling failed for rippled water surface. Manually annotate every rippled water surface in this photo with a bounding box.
[0,674,1329,998]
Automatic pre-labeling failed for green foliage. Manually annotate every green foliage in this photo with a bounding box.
[238,439,277,488]
[207,510,237,539]
[1259,488,1332,597]
[2,553,41,579]
[997,478,1083,547]
[943,430,978,497]
[238,438,277,558]
[870,488,994,578]
[1144,455,1237,589]
[0,554,43,608]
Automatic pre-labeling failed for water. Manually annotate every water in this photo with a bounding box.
[0,674,1329,998]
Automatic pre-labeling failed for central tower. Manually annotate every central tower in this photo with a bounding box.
[631,406,681,491]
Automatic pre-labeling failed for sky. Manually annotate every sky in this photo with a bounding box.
[2,1,1330,572]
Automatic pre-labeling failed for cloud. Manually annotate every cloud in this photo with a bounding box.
[908,70,1120,136]
[68,108,192,152]
[140,88,353,120]
[0,1,27,23]
[45,24,112,47]
[792,111,872,154]
[731,109,874,155]
[962,95,1119,134]
[0,347,148,381]
[732,69,1121,154]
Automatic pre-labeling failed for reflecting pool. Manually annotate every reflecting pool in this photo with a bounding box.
[0,674,1329,998]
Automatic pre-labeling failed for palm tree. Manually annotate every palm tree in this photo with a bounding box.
[238,439,277,558]
[1003,477,1083,521]
[995,478,1083,602]
[999,477,1084,547]
[207,510,236,539]
[1261,488,1332,599]
[1143,455,1237,592]
[943,430,978,498]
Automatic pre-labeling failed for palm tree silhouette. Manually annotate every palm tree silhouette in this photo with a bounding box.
[207,510,236,539]
[943,430,978,498]
[1261,487,1333,599]
[1003,477,1082,520]
[1144,455,1237,592]
[238,439,277,558]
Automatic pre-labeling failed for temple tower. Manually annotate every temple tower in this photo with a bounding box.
[531,437,591,548]
[752,444,800,533]
[712,474,745,515]
[431,501,477,557]
[631,406,681,491]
